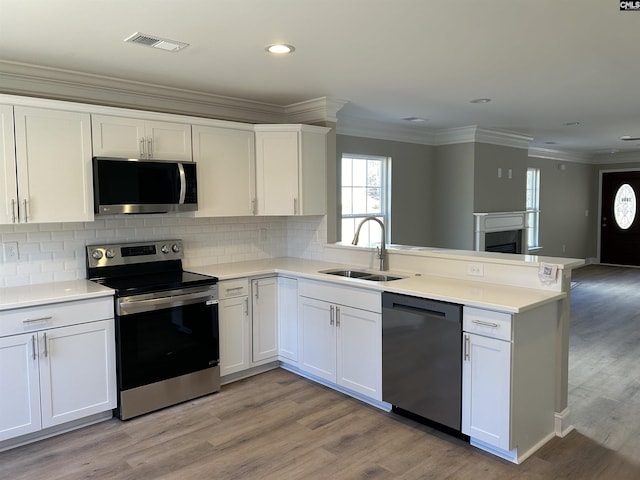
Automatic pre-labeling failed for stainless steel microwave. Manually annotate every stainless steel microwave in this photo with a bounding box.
[93,157,198,215]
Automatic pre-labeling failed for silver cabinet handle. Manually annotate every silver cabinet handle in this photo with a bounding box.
[472,319,499,328]
[464,334,470,361]
[336,306,341,327]
[10,198,16,223]
[23,315,53,324]
[43,332,48,358]
[251,198,257,215]
[140,137,145,158]
[330,305,334,326]
[147,138,153,158]
[293,198,298,215]
[31,335,37,360]
[244,297,249,317]
[23,199,28,223]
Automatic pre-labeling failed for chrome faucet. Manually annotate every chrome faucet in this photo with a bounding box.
[352,216,388,271]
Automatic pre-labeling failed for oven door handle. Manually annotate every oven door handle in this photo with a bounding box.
[118,291,218,316]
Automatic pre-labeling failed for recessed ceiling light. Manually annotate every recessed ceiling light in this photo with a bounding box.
[470,98,492,104]
[544,141,558,145]
[265,44,295,54]
[620,135,640,141]
[403,117,428,122]
[563,121,580,126]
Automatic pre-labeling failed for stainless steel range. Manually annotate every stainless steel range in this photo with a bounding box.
[86,240,219,420]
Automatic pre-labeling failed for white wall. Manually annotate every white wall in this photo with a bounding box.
[0,215,326,288]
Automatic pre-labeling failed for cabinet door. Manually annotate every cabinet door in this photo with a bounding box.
[462,333,511,450]
[193,125,256,216]
[219,296,250,376]
[252,278,278,363]
[39,320,116,429]
[255,130,299,215]
[337,306,382,400]
[277,277,298,363]
[14,106,93,223]
[91,114,146,158]
[0,104,18,225]
[145,120,192,161]
[0,333,41,441]
[299,297,336,382]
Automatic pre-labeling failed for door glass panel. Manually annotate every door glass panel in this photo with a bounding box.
[613,183,637,230]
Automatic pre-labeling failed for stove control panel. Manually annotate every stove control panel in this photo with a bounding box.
[87,240,184,268]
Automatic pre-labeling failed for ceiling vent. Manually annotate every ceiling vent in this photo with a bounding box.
[124,32,189,52]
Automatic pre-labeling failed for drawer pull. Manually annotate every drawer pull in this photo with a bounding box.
[31,335,37,360]
[23,315,53,324]
[225,287,244,294]
[472,319,499,328]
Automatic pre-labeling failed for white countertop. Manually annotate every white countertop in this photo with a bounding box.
[0,280,114,311]
[188,257,565,313]
[0,258,566,314]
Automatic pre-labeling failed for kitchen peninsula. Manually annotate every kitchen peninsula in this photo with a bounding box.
[189,246,582,464]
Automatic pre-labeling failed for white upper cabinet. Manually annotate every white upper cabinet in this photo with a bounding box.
[192,124,256,217]
[2,105,93,224]
[0,104,18,224]
[254,124,329,215]
[92,114,192,161]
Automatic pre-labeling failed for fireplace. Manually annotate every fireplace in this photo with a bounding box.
[473,211,528,254]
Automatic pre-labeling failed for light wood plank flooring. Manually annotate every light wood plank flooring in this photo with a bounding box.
[1,264,639,479]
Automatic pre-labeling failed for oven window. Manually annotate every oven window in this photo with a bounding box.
[117,302,219,390]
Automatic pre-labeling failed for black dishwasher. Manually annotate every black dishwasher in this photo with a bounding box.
[382,292,463,435]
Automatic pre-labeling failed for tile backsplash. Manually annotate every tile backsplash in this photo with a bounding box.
[0,215,326,288]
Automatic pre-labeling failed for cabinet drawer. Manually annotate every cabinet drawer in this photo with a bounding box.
[299,279,381,313]
[0,297,114,337]
[463,306,512,341]
[218,279,250,299]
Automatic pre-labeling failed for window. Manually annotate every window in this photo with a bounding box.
[526,167,540,249]
[340,154,390,246]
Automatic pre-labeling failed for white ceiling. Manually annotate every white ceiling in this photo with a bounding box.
[1,0,639,157]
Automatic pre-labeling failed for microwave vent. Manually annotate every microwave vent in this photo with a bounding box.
[124,32,189,52]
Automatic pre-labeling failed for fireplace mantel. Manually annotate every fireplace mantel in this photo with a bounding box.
[473,211,529,253]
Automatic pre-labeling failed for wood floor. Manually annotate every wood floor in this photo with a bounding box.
[1,264,639,479]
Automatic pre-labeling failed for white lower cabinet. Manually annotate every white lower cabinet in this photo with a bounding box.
[218,279,250,376]
[0,297,116,444]
[461,304,558,464]
[252,277,279,363]
[277,277,298,363]
[462,331,511,450]
[298,280,381,402]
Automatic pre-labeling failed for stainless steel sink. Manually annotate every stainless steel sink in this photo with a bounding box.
[319,269,404,282]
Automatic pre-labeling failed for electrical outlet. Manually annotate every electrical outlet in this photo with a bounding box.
[2,242,19,262]
[467,263,484,277]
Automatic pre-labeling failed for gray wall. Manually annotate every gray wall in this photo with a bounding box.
[473,143,527,213]
[528,158,597,258]
[431,143,475,249]
[335,135,434,246]
[333,134,629,262]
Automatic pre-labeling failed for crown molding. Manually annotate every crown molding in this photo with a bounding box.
[590,150,640,165]
[0,60,289,123]
[284,97,347,124]
[336,115,438,144]
[528,147,594,164]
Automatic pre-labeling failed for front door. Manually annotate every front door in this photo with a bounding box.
[600,171,640,266]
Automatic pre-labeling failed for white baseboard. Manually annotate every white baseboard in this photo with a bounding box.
[554,408,575,437]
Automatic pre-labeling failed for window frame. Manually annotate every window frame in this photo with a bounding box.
[338,153,391,245]
[526,167,541,249]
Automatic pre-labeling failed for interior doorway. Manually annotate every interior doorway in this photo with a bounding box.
[600,170,640,266]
